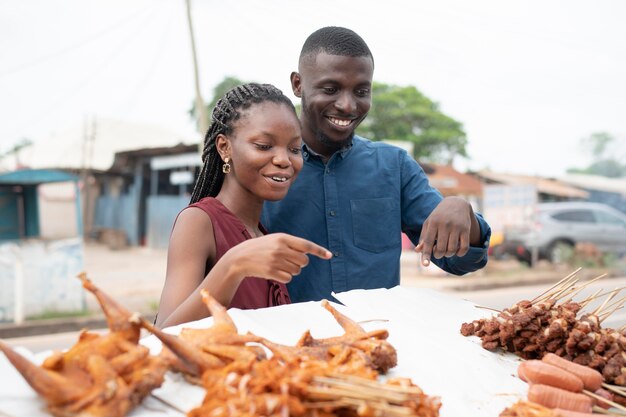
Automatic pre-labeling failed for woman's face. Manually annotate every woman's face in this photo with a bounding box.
[219,101,303,202]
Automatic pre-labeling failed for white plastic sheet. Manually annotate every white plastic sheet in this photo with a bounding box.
[0,286,527,416]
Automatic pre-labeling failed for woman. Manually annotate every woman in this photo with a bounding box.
[156,83,331,328]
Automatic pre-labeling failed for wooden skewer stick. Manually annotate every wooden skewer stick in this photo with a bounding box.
[603,382,626,398]
[592,289,620,316]
[357,319,390,324]
[150,394,187,415]
[537,276,580,304]
[308,380,410,403]
[531,268,582,303]
[580,288,604,309]
[552,284,581,303]
[592,405,626,416]
[600,293,626,314]
[562,274,608,304]
[584,287,626,308]
[305,391,415,417]
[584,389,626,414]
[599,304,624,323]
[474,305,502,313]
[325,373,424,395]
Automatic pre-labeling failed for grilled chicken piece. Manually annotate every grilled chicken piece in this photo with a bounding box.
[0,273,167,417]
[138,289,266,383]
[294,299,398,373]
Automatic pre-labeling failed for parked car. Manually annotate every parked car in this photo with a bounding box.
[503,202,626,264]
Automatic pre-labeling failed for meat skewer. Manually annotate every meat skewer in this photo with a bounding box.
[461,270,626,406]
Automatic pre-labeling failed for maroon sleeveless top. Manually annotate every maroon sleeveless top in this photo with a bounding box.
[187,197,291,309]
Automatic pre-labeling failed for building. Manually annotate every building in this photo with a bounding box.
[0,169,85,323]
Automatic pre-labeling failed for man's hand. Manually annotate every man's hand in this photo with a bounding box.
[414,196,481,266]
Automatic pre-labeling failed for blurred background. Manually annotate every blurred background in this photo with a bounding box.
[0,0,625,338]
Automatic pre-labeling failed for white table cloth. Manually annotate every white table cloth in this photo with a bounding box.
[0,286,527,417]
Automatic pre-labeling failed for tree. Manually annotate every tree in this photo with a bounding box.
[193,77,469,163]
[358,82,468,163]
[189,76,249,120]
[567,132,626,178]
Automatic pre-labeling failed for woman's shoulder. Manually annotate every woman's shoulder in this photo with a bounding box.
[173,205,214,236]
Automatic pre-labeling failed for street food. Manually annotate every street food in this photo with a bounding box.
[189,355,441,417]
[541,353,603,392]
[500,401,558,416]
[1,278,437,417]
[144,289,437,416]
[518,360,584,392]
[0,273,167,417]
[527,384,593,414]
[460,270,626,390]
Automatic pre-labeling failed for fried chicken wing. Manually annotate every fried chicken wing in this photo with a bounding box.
[0,273,167,417]
[138,289,266,383]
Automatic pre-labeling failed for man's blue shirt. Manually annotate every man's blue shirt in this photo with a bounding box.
[262,136,491,303]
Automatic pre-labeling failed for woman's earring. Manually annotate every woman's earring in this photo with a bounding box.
[222,157,231,174]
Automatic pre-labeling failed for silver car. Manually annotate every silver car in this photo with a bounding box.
[504,202,626,264]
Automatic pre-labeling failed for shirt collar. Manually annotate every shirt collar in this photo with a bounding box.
[302,138,355,162]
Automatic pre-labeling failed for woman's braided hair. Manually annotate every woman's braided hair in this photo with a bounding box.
[190,83,297,204]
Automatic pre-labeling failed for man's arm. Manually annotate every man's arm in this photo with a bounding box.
[399,152,491,275]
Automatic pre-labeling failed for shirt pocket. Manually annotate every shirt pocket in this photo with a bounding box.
[351,198,400,253]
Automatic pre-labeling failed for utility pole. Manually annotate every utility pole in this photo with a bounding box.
[185,0,208,155]
[0,138,33,168]
[80,115,96,239]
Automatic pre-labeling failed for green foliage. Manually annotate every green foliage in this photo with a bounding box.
[357,82,468,162]
[206,76,250,112]
[26,309,88,321]
[189,76,249,120]
[568,131,626,178]
[196,77,469,163]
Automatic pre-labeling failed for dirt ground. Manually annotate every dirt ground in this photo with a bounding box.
[83,242,168,314]
[82,241,610,316]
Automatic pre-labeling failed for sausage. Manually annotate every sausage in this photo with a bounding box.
[592,387,613,410]
[517,361,528,382]
[541,353,603,391]
[527,384,593,413]
[553,408,597,417]
[520,360,584,392]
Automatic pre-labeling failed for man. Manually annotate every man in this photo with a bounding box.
[263,26,491,303]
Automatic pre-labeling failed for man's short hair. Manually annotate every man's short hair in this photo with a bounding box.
[299,26,374,67]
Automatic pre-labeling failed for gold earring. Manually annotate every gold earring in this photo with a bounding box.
[222,157,231,174]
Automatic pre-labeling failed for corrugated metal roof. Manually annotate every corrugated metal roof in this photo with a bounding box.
[559,174,626,197]
[422,163,483,196]
[0,169,78,185]
[476,170,589,199]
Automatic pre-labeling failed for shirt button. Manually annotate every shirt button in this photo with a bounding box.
[333,251,340,257]
[329,210,336,216]
[325,168,331,174]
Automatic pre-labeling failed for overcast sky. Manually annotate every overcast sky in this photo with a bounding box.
[1,0,625,177]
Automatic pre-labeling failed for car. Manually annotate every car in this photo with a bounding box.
[503,201,626,264]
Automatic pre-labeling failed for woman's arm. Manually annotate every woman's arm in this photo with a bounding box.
[157,209,333,328]
[156,208,243,327]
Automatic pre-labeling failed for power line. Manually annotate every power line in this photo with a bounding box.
[4,4,165,145]
[0,3,154,78]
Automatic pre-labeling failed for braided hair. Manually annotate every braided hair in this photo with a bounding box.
[190,83,297,204]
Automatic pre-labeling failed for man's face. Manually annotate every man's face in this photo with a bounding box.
[292,52,373,157]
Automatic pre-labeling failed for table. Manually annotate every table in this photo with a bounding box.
[0,286,527,417]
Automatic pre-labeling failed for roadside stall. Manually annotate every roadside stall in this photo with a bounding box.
[0,285,528,417]
[1,276,624,417]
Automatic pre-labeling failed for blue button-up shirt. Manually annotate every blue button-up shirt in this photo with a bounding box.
[262,136,491,303]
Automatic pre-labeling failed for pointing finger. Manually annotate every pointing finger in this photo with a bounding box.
[281,234,332,259]
[418,225,437,267]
